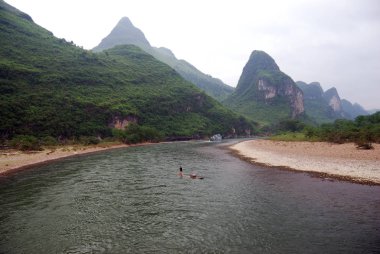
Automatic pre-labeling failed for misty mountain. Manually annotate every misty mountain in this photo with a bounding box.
[93,17,151,51]
[0,1,254,140]
[295,81,335,123]
[93,17,234,101]
[341,99,369,119]
[368,109,380,115]
[224,50,304,125]
[296,81,369,123]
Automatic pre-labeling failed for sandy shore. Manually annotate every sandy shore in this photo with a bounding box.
[0,143,131,175]
[230,140,380,185]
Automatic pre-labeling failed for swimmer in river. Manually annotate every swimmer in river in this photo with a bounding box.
[178,167,204,179]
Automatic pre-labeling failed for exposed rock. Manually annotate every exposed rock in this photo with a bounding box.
[324,87,342,113]
[109,115,138,130]
[258,79,276,99]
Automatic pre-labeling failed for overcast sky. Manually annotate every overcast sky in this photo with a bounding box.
[6,0,380,109]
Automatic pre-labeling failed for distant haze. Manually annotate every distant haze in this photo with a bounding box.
[6,0,380,109]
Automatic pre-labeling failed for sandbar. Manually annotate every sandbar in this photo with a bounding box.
[0,143,132,176]
[230,140,380,185]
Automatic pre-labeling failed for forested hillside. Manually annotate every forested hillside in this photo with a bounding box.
[0,1,253,144]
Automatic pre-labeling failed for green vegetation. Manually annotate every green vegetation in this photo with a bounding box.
[112,123,162,144]
[223,50,304,126]
[271,112,380,148]
[0,1,254,149]
[93,17,234,102]
[9,135,42,151]
[270,132,317,142]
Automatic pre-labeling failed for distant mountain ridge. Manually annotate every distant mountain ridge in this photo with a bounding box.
[93,17,234,101]
[224,50,304,125]
[296,81,369,122]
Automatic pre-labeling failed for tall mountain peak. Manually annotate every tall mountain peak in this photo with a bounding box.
[118,16,133,26]
[225,50,304,124]
[93,16,234,101]
[236,50,280,94]
[248,50,280,71]
[93,16,150,52]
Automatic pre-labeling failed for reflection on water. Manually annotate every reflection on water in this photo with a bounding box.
[1,140,379,253]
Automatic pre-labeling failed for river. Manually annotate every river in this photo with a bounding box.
[0,140,379,253]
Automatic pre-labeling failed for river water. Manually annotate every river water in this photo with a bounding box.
[0,140,379,253]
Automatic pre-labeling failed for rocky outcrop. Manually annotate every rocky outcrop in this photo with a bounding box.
[289,85,305,118]
[224,50,304,124]
[257,78,304,118]
[323,87,342,113]
[109,115,138,130]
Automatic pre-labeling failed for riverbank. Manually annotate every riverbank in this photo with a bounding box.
[0,142,133,176]
[230,140,380,185]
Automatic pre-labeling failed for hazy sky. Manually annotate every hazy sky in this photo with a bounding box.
[6,0,380,109]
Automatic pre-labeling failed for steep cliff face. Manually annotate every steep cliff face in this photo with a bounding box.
[323,87,343,113]
[224,51,304,124]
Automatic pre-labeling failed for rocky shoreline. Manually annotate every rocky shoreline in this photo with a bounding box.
[230,140,380,185]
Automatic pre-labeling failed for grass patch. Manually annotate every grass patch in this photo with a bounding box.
[270,132,320,142]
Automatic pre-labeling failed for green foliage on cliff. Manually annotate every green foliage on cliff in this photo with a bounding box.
[295,81,336,123]
[0,1,254,144]
[224,96,293,126]
[223,51,304,126]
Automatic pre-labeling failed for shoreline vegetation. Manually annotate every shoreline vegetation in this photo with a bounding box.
[230,140,380,185]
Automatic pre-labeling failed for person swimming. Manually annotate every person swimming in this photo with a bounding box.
[178,167,204,179]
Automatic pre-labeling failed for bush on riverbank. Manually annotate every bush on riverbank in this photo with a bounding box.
[9,135,42,151]
[271,112,380,146]
[112,123,163,144]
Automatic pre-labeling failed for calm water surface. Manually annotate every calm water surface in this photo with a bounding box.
[0,140,379,253]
